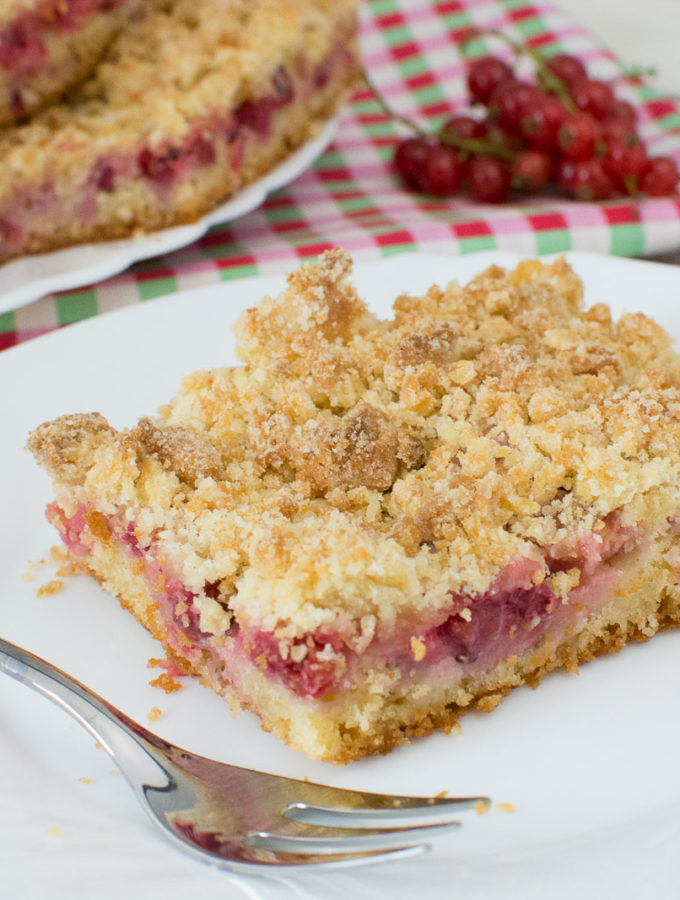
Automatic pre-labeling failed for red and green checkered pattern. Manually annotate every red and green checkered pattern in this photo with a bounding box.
[2,0,680,350]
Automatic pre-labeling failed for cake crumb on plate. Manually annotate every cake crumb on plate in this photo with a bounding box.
[496,802,516,814]
[36,579,64,598]
[149,672,183,694]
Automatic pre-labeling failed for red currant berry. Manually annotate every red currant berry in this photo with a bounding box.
[490,81,541,135]
[639,156,680,196]
[511,149,552,191]
[94,162,115,193]
[468,155,511,203]
[602,135,647,192]
[138,147,180,183]
[467,56,514,105]
[600,118,634,145]
[572,79,615,120]
[186,134,216,167]
[394,137,432,190]
[441,115,487,141]
[557,158,576,194]
[608,99,637,130]
[422,145,464,196]
[482,118,522,152]
[545,54,587,91]
[521,95,567,151]
[558,114,600,161]
[569,158,615,200]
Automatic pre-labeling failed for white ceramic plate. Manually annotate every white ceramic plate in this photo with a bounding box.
[0,117,337,315]
[2,252,680,900]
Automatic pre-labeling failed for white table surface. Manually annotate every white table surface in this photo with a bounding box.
[560,0,680,265]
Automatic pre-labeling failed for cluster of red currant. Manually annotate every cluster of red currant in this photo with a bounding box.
[383,41,679,203]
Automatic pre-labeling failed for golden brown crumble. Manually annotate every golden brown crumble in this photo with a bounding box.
[135,417,221,485]
[149,672,183,694]
[27,413,113,485]
[147,706,163,723]
[36,578,64,597]
[28,251,680,641]
[495,802,517,814]
[290,402,399,492]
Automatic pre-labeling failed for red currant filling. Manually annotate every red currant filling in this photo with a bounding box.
[436,580,556,665]
[234,65,294,136]
[136,65,295,187]
[48,502,642,703]
[46,502,91,557]
[0,23,46,71]
[0,216,22,252]
[247,630,344,699]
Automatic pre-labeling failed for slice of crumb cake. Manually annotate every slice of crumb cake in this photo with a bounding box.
[0,0,358,261]
[0,0,141,126]
[28,251,680,763]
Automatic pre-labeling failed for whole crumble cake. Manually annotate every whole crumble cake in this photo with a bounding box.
[28,251,680,763]
[0,0,358,261]
[0,0,141,126]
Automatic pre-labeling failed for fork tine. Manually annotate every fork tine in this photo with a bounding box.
[284,795,488,828]
[258,844,430,870]
[244,821,461,855]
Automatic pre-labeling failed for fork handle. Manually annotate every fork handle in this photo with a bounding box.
[0,636,168,788]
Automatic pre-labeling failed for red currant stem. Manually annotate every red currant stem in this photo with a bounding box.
[535,68,578,113]
[616,64,657,83]
[461,28,578,113]
[362,67,514,160]
[624,173,639,195]
[361,68,430,136]
[438,130,514,160]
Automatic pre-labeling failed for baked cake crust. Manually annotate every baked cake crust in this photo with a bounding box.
[28,252,680,762]
[0,0,358,261]
[0,0,141,126]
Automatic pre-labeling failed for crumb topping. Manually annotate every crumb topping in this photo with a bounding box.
[27,412,113,485]
[135,416,221,485]
[290,402,399,492]
[29,252,680,639]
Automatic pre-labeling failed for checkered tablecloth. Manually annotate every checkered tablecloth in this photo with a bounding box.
[2,0,680,350]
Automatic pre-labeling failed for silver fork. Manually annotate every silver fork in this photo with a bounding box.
[0,636,488,874]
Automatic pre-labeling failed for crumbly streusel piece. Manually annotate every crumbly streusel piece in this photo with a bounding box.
[0,0,358,261]
[0,0,141,126]
[28,252,680,762]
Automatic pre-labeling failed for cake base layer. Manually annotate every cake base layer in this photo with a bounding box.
[67,509,680,763]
